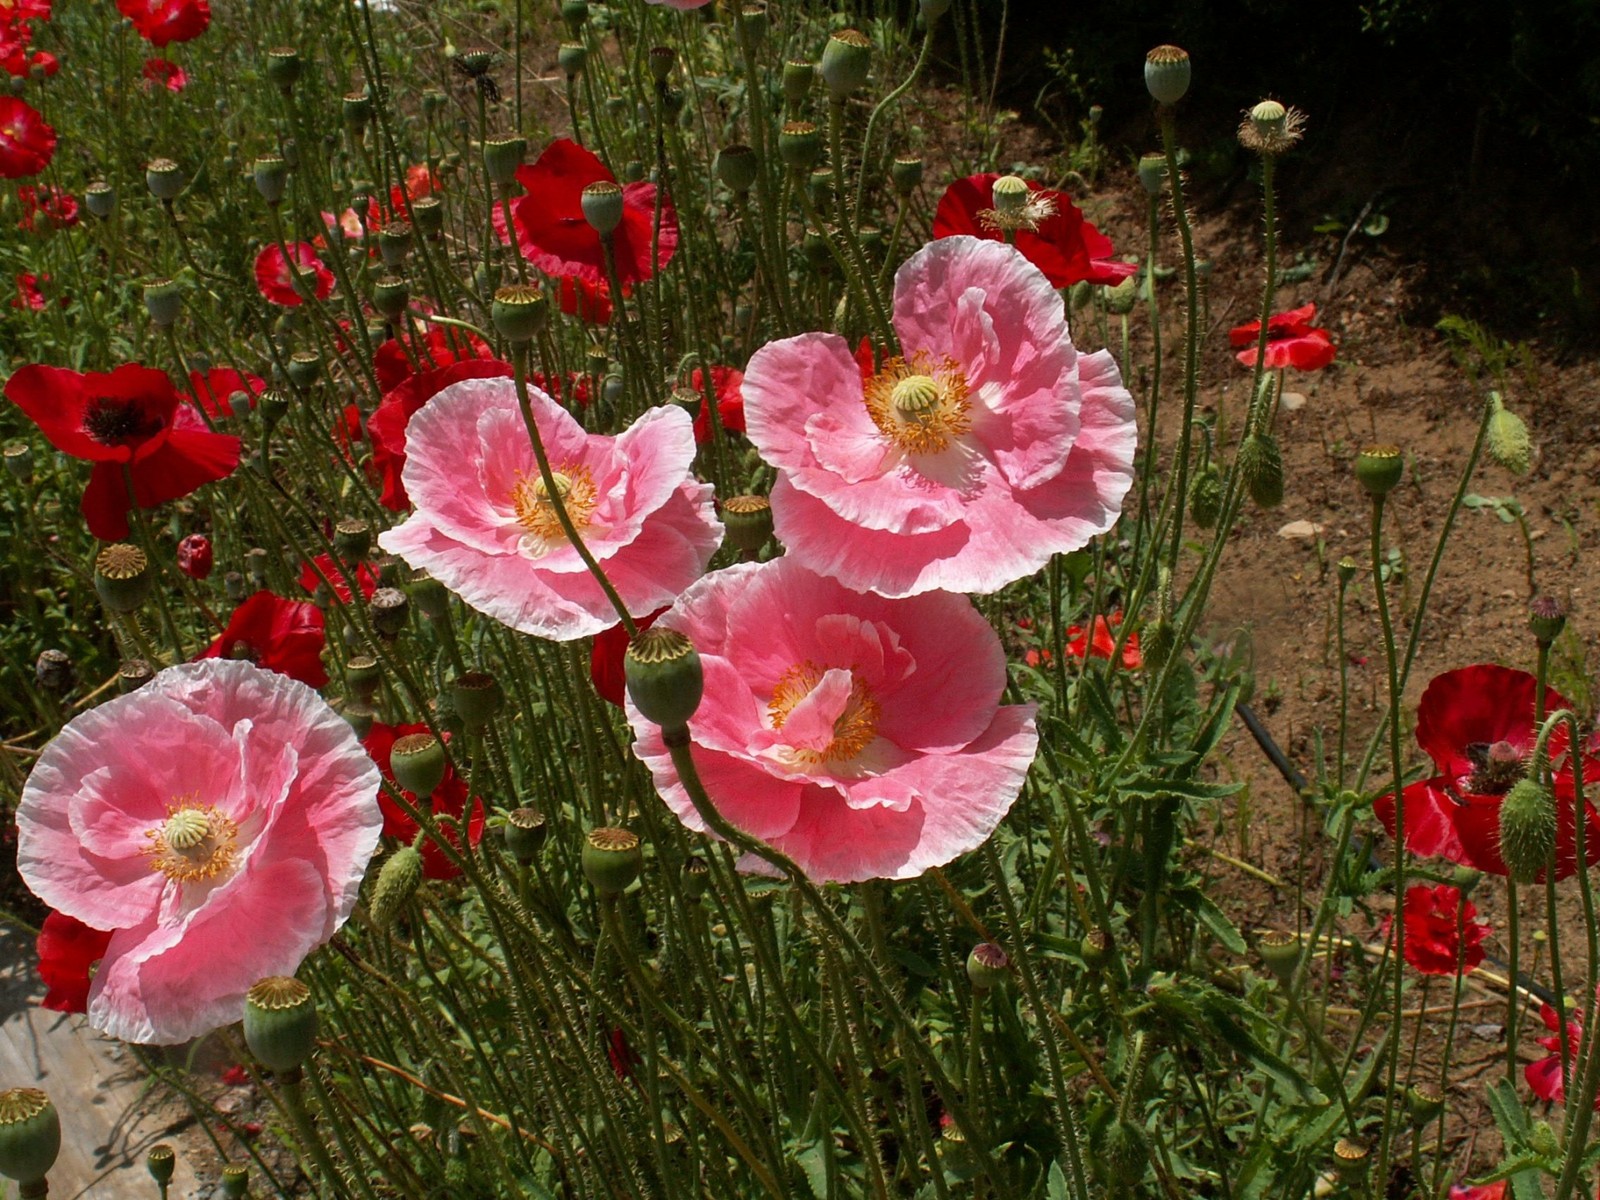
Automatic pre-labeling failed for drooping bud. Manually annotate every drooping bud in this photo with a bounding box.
[94,543,152,613]
[820,29,871,100]
[721,494,774,556]
[253,155,289,205]
[715,144,758,194]
[146,1144,176,1188]
[1099,1119,1150,1187]
[1355,444,1404,498]
[451,671,503,732]
[145,157,185,201]
[1529,595,1567,647]
[582,826,643,897]
[890,155,923,195]
[370,845,424,928]
[778,121,822,172]
[1103,274,1139,315]
[1487,393,1532,475]
[244,976,318,1074]
[177,532,213,580]
[965,942,1010,991]
[1499,778,1557,883]
[491,283,548,344]
[1143,44,1191,106]
[142,278,184,328]
[1256,928,1300,985]
[624,627,703,730]
[85,180,115,219]
[1189,463,1222,529]
[0,1089,60,1186]
[580,181,625,237]
[504,807,547,864]
[369,586,410,636]
[1237,433,1284,509]
[391,732,447,798]
[482,136,526,188]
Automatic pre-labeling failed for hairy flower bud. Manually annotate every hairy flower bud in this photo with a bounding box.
[370,845,424,927]
[1529,595,1567,647]
[1238,433,1284,509]
[1189,463,1222,529]
[1499,778,1557,883]
[1487,394,1532,475]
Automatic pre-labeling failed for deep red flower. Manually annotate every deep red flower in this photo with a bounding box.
[298,553,379,604]
[220,1064,250,1086]
[0,0,53,25]
[15,184,76,232]
[559,275,613,324]
[6,363,241,540]
[1449,1185,1508,1200]
[362,721,485,881]
[188,367,265,419]
[495,138,678,286]
[254,242,334,307]
[1526,1000,1598,1108]
[1065,611,1142,669]
[589,607,666,706]
[1375,664,1600,881]
[690,366,745,444]
[36,911,113,1014]
[0,96,55,178]
[1397,884,1487,976]
[529,370,592,410]
[197,592,328,689]
[367,358,512,510]
[607,1027,641,1081]
[372,325,496,393]
[177,532,212,580]
[117,0,209,46]
[141,57,187,92]
[10,271,45,310]
[1229,302,1337,371]
[0,24,57,80]
[931,173,1135,288]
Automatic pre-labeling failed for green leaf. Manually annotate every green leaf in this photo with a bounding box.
[1170,886,1247,954]
[1046,1160,1068,1200]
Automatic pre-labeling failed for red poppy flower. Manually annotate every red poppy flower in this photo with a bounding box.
[931,173,1135,289]
[690,366,745,444]
[607,1027,641,1081]
[15,184,76,232]
[362,721,485,881]
[1229,302,1337,371]
[0,24,57,80]
[1065,611,1142,669]
[1396,884,1487,976]
[36,910,114,1014]
[558,275,614,324]
[117,0,210,46]
[197,591,329,689]
[177,532,212,579]
[298,553,379,605]
[529,369,592,410]
[589,607,666,706]
[5,363,241,540]
[367,358,512,510]
[0,96,55,178]
[1526,1000,1598,1108]
[254,242,334,307]
[372,326,496,393]
[1375,664,1600,881]
[0,0,53,25]
[10,271,45,310]
[1449,1185,1508,1200]
[188,367,265,419]
[141,57,186,91]
[495,138,678,286]
[220,1064,250,1086]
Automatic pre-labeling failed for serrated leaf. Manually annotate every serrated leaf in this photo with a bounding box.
[1047,1160,1068,1200]
[1170,886,1247,954]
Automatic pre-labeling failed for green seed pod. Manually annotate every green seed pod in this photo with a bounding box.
[820,29,871,100]
[1080,928,1113,969]
[1256,928,1300,985]
[1189,463,1223,529]
[253,155,289,205]
[1529,595,1567,647]
[244,976,318,1075]
[560,0,588,30]
[346,654,381,701]
[721,494,773,555]
[370,845,424,928]
[265,46,302,90]
[1332,1137,1369,1183]
[1354,444,1404,498]
[85,180,115,219]
[333,518,370,562]
[378,221,413,267]
[1407,1083,1444,1127]
[391,732,447,798]
[411,195,444,237]
[369,586,410,637]
[146,1144,176,1188]
[3,439,32,483]
[582,827,643,896]
[220,1163,249,1198]
[580,181,624,237]
[343,703,376,740]
[491,283,548,344]
[625,627,703,730]
[504,807,547,863]
[1238,433,1284,509]
[258,389,291,432]
[143,278,183,328]
[1336,556,1357,586]
[558,42,587,79]
[715,144,758,194]
[1143,44,1191,106]
[1499,778,1557,882]
[117,658,154,693]
[890,155,923,195]
[408,571,450,620]
[0,1089,60,1186]
[342,90,373,131]
[778,121,822,172]
[647,45,675,83]
[287,350,322,390]
[482,136,526,188]
[372,275,409,321]
[965,942,1010,991]
[782,61,814,106]
[1136,153,1167,197]
[682,855,710,900]
[1487,396,1531,475]
[145,157,185,201]
[94,543,152,613]
[808,167,835,209]
[451,670,503,732]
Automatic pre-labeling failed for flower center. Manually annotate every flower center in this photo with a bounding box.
[145,800,239,884]
[83,396,163,447]
[864,353,972,456]
[1465,739,1525,795]
[767,661,880,765]
[510,464,598,552]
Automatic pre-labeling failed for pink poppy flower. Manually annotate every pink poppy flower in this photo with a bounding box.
[15,658,382,1043]
[743,236,1136,597]
[1229,302,1337,371]
[628,558,1039,882]
[378,377,722,641]
[254,241,334,307]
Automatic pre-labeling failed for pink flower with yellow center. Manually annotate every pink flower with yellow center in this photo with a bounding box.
[16,659,382,1044]
[629,558,1039,882]
[743,235,1137,597]
[377,376,722,641]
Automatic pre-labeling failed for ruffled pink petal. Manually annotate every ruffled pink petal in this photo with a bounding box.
[632,722,804,841]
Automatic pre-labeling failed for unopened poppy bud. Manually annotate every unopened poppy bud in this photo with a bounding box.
[244,976,317,1075]
[369,586,411,636]
[146,157,185,201]
[722,494,773,556]
[346,655,381,701]
[1101,1119,1150,1186]
[95,543,152,613]
[85,180,114,218]
[177,533,213,580]
[1451,865,1483,895]
[1487,394,1531,475]
[1189,463,1222,528]
[492,283,547,343]
[1529,595,1566,646]
[504,807,547,863]
[1144,44,1191,106]
[1355,444,1404,498]
[782,61,814,106]
[451,670,503,731]
[253,155,289,205]
[370,845,424,928]
[1080,928,1113,969]
[342,90,373,130]
[1238,433,1284,509]
[583,826,643,896]
[378,221,413,267]
[143,278,183,328]
[919,0,951,22]
[1331,1137,1368,1182]
[0,1089,59,1186]
[146,1144,176,1187]
[1406,1083,1444,1127]
[715,144,758,194]
[890,155,923,195]
[647,45,675,83]
[558,42,587,78]
[391,732,446,798]
[265,46,302,90]
[1499,778,1557,883]
[1529,1119,1559,1157]
[1336,556,1357,586]
[408,571,450,619]
[625,627,703,730]
[820,29,871,100]
[682,855,710,899]
[118,658,154,693]
[372,276,409,321]
[220,1163,249,1198]
[1256,928,1300,985]
[35,649,73,693]
[1103,274,1138,315]
[1069,280,1094,312]
[287,350,321,390]
[966,942,1010,990]
[779,121,822,172]
[3,439,32,482]
[482,136,526,187]
[1136,153,1167,197]
[411,195,443,236]
[580,181,625,237]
